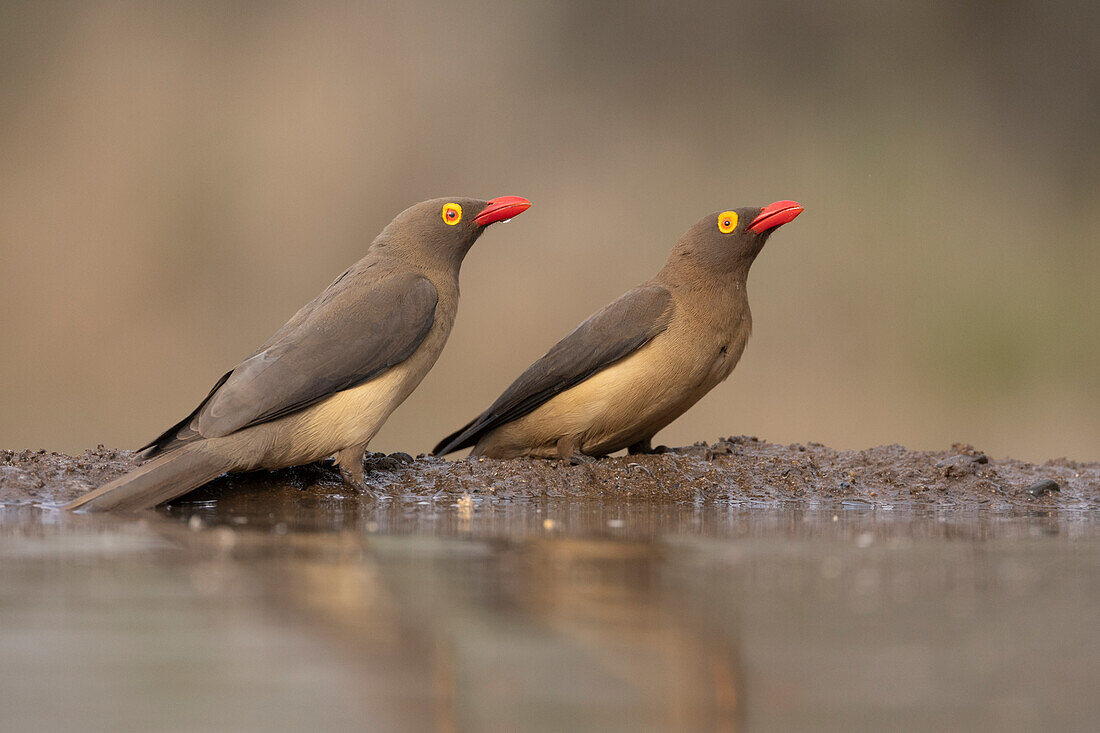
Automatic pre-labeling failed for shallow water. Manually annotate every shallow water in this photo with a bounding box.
[2,491,1097,732]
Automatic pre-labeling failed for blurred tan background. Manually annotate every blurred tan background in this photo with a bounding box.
[1,0,1097,461]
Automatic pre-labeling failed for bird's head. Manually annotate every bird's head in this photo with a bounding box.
[667,200,804,280]
[373,196,533,268]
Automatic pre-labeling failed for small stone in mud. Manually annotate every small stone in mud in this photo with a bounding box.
[365,452,411,471]
[1024,479,1060,497]
[937,453,987,477]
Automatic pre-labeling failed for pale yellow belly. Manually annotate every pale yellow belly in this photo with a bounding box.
[289,361,418,457]
[217,324,449,470]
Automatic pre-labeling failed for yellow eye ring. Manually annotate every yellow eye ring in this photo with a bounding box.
[718,211,738,234]
[442,203,462,225]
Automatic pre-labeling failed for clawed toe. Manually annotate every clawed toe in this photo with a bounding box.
[338,466,381,499]
[335,445,382,498]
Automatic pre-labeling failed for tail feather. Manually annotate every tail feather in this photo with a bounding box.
[432,416,480,456]
[64,443,233,512]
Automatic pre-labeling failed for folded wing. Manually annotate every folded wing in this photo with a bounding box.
[434,283,672,455]
[143,266,438,456]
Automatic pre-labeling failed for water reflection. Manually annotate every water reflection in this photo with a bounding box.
[1,493,1096,732]
[165,501,746,731]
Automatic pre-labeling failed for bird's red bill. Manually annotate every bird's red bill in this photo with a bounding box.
[748,200,804,233]
[475,196,532,226]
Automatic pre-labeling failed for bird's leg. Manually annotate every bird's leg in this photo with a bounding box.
[557,435,596,465]
[334,445,379,498]
[628,437,668,455]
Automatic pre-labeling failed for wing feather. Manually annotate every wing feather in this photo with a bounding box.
[142,266,437,456]
[433,283,672,455]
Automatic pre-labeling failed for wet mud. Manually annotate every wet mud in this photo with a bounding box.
[2,439,1098,731]
[2,437,1096,510]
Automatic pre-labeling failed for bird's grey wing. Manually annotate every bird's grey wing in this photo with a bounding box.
[433,283,672,455]
[143,269,437,453]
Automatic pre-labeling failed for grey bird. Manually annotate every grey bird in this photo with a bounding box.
[433,200,803,461]
[66,195,532,511]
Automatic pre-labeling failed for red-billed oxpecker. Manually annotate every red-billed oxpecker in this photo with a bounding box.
[67,196,532,511]
[434,201,802,461]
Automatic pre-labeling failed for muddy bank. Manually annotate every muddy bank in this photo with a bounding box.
[2,437,1096,511]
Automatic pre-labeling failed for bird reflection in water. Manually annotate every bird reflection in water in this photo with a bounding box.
[168,490,744,732]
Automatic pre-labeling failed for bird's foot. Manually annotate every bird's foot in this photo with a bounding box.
[556,436,597,465]
[335,446,380,499]
[338,467,381,498]
[627,438,670,455]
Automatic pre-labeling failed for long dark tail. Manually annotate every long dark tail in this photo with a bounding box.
[432,415,480,456]
[64,443,234,512]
